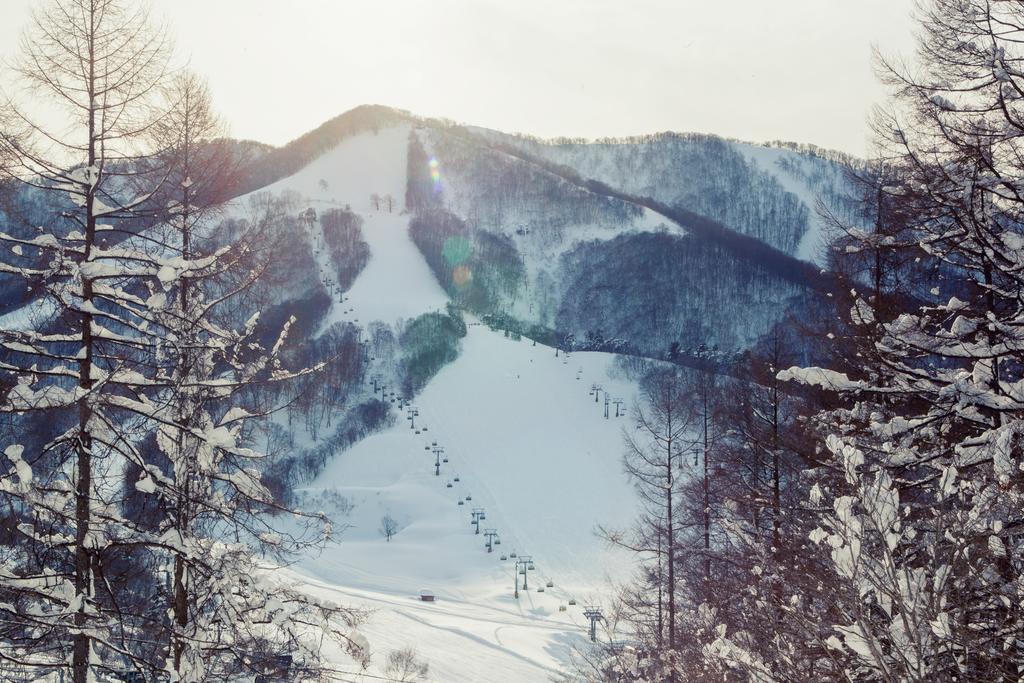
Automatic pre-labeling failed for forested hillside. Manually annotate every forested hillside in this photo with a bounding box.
[405,122,833,358]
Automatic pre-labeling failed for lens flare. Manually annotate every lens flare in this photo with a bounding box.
[428,156,442,192]
[442,235,472,267]
[452,264,473,287]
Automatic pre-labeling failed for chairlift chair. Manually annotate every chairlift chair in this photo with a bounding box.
[458,500,464,506]
[568,599,577,605]
[500,554,507,560]
[446,482,452,488]
[546,580,554,588]
[509,552,517,558]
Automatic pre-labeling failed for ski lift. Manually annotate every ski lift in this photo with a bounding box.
[425,445,431,451]
[546,580,554,588]
[442,457,448,463]
[528,562,535,570]
[509,552,517,558]
[457,500,464,506]
[494,539,501,545]
[466,495,472,501]
[422,427,428,432]
[415,430,421,434]
[559,605,567,612]
[446,482,453,488]
[453,475,460,482]
[500,554,507,561]
[538,588,545,593]
[568,599,577,606]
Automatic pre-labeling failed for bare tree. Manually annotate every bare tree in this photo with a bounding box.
[380,513,399,542]
[138,76,367,680]
[384,647,430,682]
[0,2,170,680]
[600,370,696,680]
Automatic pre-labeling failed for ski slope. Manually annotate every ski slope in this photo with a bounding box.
[243,123,644,680]
[736,142,840,265]
[298,327,640,681]
[233,122,449,330]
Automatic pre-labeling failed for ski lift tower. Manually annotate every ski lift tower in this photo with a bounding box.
[432,446,445,476]
[484,528,499,552]
[471,508,486,534]
[513,555,535,599]
[407,406,419,430]
[583,606,605,642]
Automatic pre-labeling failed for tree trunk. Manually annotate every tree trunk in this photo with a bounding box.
[73,28,98,682]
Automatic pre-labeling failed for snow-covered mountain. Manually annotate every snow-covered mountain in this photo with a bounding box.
[196,106,855,680]
[471,128,858,262]
[220,117,642,681]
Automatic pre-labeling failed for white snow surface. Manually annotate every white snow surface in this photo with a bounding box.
[259,124,411,214]
[317,209,449,330]
[298,329,639,681]
[240,123,643,680]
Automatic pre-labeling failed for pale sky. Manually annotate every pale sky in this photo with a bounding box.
[1,0,918,156]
